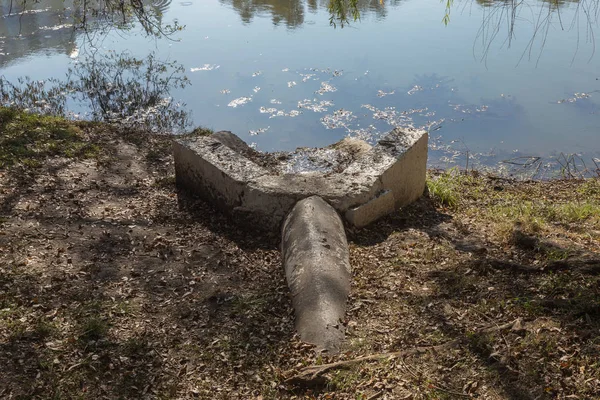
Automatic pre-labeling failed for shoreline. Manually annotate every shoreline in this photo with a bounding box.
[1,108,599,399]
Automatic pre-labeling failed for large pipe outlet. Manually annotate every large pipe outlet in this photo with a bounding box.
[281,196,351,353]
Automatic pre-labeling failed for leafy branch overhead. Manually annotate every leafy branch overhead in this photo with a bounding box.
[0,52,191,133]
[7,0,184,38]
[328,0,361,27]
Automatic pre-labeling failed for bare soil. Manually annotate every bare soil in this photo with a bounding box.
[1,114,599,399]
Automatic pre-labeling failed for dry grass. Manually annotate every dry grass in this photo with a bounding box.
[1,109,599,399]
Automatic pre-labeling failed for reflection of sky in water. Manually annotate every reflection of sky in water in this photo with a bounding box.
[1,0,599,172]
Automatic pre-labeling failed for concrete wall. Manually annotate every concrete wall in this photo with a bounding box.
[174,128,428,229]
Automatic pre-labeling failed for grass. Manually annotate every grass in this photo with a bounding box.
[492,200,600,226]
[426,169,461,207]
[174,126,214,139]
[328,369,363,391]
[123,337,151,357]
[0,107,101,168]
[32,320,58,340]
[188,126,214,136]
[79,316,109,342]
[427,170,600,245]
[541,246,571,261]
[145,148,164,162]
[578,178,600,196]
[153,175,176,188]
[1,110,599,399]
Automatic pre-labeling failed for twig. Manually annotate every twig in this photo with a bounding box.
[478,319,520,333]
[284,343,453,386]
[427,383,472,398]
[592,158,600,177]
[397,358,469,397]
[366,390,383,400]
[284,319,522,386]
[486,174,516,182]
[488,258,600,275]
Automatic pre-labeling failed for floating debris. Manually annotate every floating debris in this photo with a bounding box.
[252,71,263,77]
[347,125,381,143]
[260,108,302,118]
[402,107,429,116]
[315,82,337,95]
[287,81,297,88]
[407,85,423,95]
[377,90,395,97]
[270,99,282,104]
[38,24,74,31]
[298,99,334,113]
[361,104,412,127]
[272,109,301,118]
[259,107,277,114]
[228,96,252,108]
[422,118,446,133]
[557,92,594,104]
[190,64,220,72]
[282,68,290,72]
[219,89,231,94]
[373,107,398,121]
[321,109,356,129]
[362,104,377,112]
[450,103,476,114]
[259,105,302,118]
[332,70,343,77]
[300,73,316,82]
[249,126,270,136]
[3,7,51,16]
[253,86,261,93]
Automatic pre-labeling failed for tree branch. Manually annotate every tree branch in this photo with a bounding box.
[284,318,522,387]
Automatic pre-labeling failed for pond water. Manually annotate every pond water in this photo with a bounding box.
[1,0,599,176]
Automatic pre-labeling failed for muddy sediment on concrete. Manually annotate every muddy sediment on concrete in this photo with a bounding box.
[173,127,428,229]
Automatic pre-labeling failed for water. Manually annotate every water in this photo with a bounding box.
[1,0,599,176]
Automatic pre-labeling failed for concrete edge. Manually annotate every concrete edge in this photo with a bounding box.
[174,128,428,229]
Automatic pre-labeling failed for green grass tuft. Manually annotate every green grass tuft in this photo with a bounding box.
[79,317,108,342]
[0,107,101,168]
[578,178,600,197]
[188,126,213,137]
[426,170,462,207]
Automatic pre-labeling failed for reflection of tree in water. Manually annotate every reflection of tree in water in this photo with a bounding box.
[0,0,78,68]
[0,0,175,67]
[0,52,191,133]
[1,0,175,33]
[220,0,403,28]
[461,0,598,63]
[220,0,306,27]
[475,0,580,9]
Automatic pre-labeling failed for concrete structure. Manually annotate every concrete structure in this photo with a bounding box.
[281,196,350,353]
[173,127,428,229]
[174,128,428,352]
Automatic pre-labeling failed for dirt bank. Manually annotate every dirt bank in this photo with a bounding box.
[1,109,599,399]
